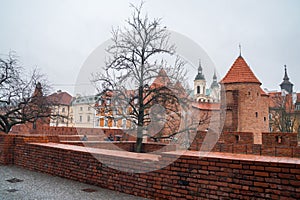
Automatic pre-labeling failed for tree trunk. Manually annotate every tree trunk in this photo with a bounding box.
[135,136,143,153]
[135,82,145,152]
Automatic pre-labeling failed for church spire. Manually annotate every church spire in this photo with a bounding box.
[213,70,217,80]
[283,65,289,81]
[194,59,205,80]
[198,59,203,74]
[211,70,219,89]
[280,65,293,94]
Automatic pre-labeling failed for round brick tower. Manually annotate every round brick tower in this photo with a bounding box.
[220,55,269,144]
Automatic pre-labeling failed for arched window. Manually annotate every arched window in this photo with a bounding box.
[197,86,200,94]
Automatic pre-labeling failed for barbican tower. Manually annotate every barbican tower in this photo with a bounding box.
[220,53,269,144]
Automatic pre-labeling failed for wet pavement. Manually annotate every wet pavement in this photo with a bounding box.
[0,165,149,200]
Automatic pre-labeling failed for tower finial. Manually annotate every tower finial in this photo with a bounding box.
[213,69,217,79]
[239,43,242,57]
[194,58,205,81]
[198,59,202,73]
[283,64,289,81]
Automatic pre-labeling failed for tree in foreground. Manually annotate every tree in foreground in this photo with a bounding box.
[0,52,51,133]
[269,92,297,133]
[93,3,205,152]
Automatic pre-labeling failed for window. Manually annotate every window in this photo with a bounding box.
[104,117,108,127]
[197,86,200,94]
[88,107,91,111]
[122,107,127,115]
[264,117,266,122]
[87,115,90,122]
[296,104,300,111]
[235,135,240,143]
[62,107,65,113]
[276,135,282,144]
[122,118,126,128]
[255,112,258,118]
[107,99,111,105]
[269,113,273,120]
[95,118,100,127]
[79,116,82,122]
[80,107,83,111]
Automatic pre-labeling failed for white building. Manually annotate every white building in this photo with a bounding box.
[193,60,220,102]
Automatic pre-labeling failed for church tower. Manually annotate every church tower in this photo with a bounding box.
[280,65,293,94]
[210,70,220,102]
[220,53,269,144]
[194,60,206,101]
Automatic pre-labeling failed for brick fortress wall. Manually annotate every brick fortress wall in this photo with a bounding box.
[10,124,137,141]
[220,83,269,144]
[7,124,300,158]
[190,131,300,158]
[12,142,300,200]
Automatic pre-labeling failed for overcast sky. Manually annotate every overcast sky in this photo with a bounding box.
[0,0,299,95]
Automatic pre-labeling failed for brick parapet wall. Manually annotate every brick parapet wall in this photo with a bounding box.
[0,133,59,165]
[262,132,298,147]
[10,125,137,141]
[13,143,300,199]
[59,141,176,153]
[0,133,16,164]
[190,131,300,158]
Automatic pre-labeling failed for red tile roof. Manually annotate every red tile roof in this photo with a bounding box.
[47,91,72,105]
[151,69,171,87]
[192,102,220,111]
[220,56,261,84]
[268,91,295,112]
[260,88,269,96]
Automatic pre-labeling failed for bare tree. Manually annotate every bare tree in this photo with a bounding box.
[0,52,51,133]
[269,92,296,133]
[93,2,204,152]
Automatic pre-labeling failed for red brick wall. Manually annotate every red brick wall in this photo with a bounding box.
[10,125,137,141]
[0,134,15,164]
[221,83,269,144]
[13,143,300,200]
[262,132,298,147]
[60,141,176,153]
[0,133,60,165]
[190,131,300,158]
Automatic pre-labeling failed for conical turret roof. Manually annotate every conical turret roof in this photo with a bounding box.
[220,56,261,85]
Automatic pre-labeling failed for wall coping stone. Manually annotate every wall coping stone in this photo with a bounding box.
[30,142,300,165]
[164,150,300,164]
[30,142,161,161]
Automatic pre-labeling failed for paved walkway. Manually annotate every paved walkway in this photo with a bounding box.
[0,165,149,200]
